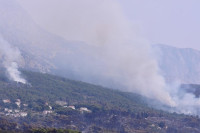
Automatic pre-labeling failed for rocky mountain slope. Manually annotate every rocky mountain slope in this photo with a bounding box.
[153,44,200,84]
[0,0,72,73]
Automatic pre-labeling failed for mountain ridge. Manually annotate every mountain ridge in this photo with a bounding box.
[153,44,200,84]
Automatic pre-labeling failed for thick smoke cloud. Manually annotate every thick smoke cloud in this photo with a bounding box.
[17,0,175,106]
[0,35,26,84]
[16,0,200,115]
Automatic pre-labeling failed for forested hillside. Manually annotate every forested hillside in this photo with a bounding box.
[0,71,199,132]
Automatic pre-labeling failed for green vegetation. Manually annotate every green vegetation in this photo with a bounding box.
[0,71,148,113]
[0,71,199,132]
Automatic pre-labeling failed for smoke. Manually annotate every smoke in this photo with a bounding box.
[0,35,26,84]
[15,0,200,115]
[167,83,200,116]
[174,93,200,115]
[18,0,174,106]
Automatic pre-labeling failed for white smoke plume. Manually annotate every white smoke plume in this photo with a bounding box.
[164,83,200,116]
[174,93,200,115]
[16,0,200,115]
[0,35,26,84]
[17,0,175,106]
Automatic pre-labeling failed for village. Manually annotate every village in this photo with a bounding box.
[0,99,92,118]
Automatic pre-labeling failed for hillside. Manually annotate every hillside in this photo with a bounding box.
[153,44,200,84]
[0,71,199,132]
[0,0,71,73]
[0,71,148,113]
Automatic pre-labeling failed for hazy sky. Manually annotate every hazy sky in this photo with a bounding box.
[17,0,200,50]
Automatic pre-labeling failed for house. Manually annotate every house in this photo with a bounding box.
[68,106,75,110]
[49,106,52,110]
[15,99,21,107]
[13,114,20,117]
[43,110,53,115]
[7,109,12,113]
[4,108,12,113]
[20,112,27,117]
[16,99,21,102]
[14,110,20,113]
[4,108,9,112]
[3,99,11,104]
[80,107,91,113]
[23,104,28,107]
[15,101,21,107]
